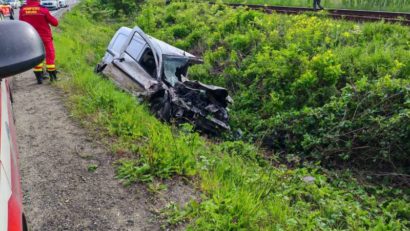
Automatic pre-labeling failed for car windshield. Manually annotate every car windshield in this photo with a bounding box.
[162,55,189,87]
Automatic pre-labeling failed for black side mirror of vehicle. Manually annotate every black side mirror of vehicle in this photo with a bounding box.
[0,21,45,78]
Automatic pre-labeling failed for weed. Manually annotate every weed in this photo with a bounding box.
[87,164,98,172]
[148,182,168,193]
[134,0,410,174]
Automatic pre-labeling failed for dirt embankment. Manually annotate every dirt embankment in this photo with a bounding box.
[12,65,196,231]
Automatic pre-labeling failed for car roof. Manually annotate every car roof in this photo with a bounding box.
[150,36,196,58]
[119,27,196,59]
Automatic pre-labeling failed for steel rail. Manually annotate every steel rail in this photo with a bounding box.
[217,3,410,25]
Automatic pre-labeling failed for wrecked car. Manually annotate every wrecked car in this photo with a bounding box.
[95,26,232,134]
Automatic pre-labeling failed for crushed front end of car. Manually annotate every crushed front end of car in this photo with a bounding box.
[149,79,231,135]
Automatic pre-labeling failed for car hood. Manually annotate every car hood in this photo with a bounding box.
[180,79,232,107]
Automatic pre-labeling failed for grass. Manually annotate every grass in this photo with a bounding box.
[87,164,98,172]
[221,0,410,12]
[134,0,410,173]
[53,1,410,230]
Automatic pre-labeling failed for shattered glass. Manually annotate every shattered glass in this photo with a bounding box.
[162,56,188,87]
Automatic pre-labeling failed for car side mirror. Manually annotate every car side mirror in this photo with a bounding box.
[0,21,45,79]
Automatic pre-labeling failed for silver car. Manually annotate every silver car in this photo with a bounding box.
[6,0,20,9]
[96,26,232,134]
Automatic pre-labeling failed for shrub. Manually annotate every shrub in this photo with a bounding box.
[134,1,410,174]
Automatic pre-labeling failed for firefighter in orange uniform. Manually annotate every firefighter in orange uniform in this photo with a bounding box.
[19,0,59,84]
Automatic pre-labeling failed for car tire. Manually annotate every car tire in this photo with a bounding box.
[95,63,107,73]
[22,214,28,231]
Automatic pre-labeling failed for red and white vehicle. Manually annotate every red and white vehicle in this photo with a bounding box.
[0,76,27,231]
[0,20,45,231]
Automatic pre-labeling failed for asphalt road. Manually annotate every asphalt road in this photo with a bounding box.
[13,0,77,19]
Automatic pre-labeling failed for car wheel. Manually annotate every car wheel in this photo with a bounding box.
[22,214,28,231]
[95,63,107,73]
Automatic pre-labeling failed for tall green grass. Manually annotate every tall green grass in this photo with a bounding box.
[222,0,410,12]
[132,1,410,174]
[54,2,410,230]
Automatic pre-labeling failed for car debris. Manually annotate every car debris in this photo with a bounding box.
[95,26,232,135]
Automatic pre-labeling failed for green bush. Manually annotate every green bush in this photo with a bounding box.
[133,1,410,174]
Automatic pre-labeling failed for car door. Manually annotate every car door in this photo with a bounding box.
[0,79,24,231]
[113,28,160,90]
[0,101,13,229]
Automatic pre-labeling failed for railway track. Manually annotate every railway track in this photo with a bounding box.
[221,3,410,25]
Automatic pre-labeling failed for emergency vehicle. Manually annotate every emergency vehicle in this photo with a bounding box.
[0,20,45,231]
[0,0,13,19]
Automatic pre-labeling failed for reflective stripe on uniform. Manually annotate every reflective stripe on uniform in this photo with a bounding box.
[33,62,44,72]
[46,64,56,71]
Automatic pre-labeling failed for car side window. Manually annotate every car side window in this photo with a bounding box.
[125,35,145,61]
[109,33,127,55]
[139,48,156,78]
